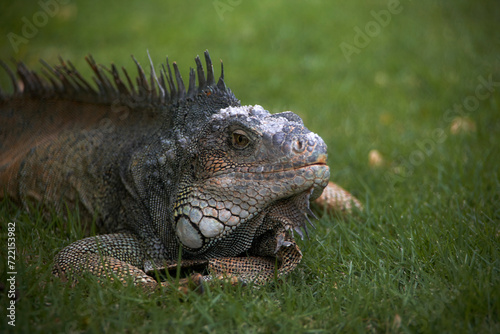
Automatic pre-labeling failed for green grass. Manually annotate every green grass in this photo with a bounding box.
[1,0,499,332]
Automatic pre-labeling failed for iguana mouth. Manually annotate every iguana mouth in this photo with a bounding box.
[174,162,329,253]
[230,153,328,175]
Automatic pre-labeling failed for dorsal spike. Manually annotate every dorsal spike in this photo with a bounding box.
[40,68,63,93]
[148,65,156,100]
[131,55,149,95]
[66,60,97,94]
[24,62,49,94]
[32,68,51,95]
[121,66,136,95]
[0,60,21,94]
[187,67,196,99]
[39,60,68,96]
[83,56,101,89]
[52,60,77,93]
[164,58,177,101]
[39,59,63,87]
[61,62,91,93]
[159,67,170,103]
[85,55,114,95]
[149,75,157,99]
[16,62,36,93]
[173,62,185,100]
[195,55,206,90]
[147,50,164,100]
[217,60,226,91]
[105,64,130,95]
[96,67,116,95]
[204,50,215,86]
[91,76,105,95]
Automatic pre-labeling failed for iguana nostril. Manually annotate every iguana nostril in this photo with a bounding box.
[293,139,306,153]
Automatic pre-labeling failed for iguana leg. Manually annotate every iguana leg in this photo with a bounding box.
[204,241,303,285]
[53,233,163,291]
[53,232,302,290]
[314,181,363,213]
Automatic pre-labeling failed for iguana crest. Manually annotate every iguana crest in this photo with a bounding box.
[0,50,237,111]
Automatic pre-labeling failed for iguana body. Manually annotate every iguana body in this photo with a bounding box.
[0,52,358,289]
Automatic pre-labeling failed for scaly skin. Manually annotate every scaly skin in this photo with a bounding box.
[0,52,359,289]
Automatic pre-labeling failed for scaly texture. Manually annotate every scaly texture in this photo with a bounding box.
[0,51,359,289]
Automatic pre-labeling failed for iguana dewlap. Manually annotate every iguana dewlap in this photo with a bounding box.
[0,51,359,289]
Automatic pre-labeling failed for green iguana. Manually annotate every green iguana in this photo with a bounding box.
[0,51,360,290]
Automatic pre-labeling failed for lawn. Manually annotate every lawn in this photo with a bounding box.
[0,0,499,332]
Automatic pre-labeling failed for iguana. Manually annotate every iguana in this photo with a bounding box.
[0,51,360,290]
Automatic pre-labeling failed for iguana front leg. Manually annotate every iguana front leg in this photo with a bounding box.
[53,232,299,290]
[53,233,164,291]
[54,236,302,291]
[205,241,302,285]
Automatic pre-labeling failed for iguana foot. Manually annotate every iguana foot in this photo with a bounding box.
[160,273,206,295]
[313,181,363,213]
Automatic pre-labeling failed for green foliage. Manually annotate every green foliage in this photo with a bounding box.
[1,0,499,332]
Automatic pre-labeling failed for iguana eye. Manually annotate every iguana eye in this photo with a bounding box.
[232,130,250,149]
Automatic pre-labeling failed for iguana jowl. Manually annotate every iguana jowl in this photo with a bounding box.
[0,51,355,289]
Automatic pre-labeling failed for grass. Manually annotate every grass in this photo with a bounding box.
[1,0,499,332]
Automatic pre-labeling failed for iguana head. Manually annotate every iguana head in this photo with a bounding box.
[172,104,330,258]
[123,51,329,259]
